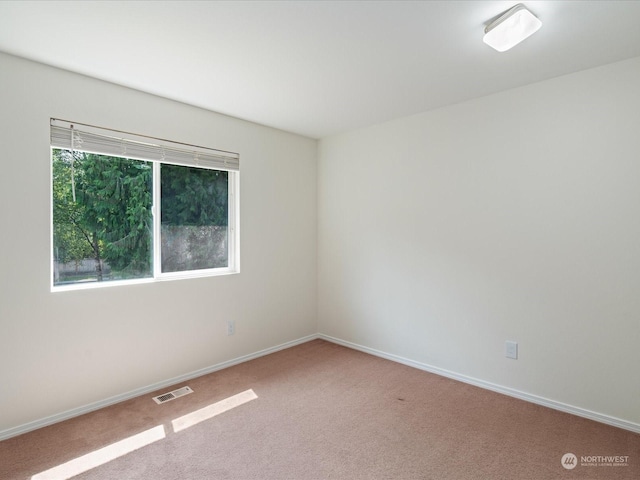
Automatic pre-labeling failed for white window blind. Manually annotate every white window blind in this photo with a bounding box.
[50,118,239,172]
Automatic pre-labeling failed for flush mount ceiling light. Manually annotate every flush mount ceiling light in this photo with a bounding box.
[483,3,542,52]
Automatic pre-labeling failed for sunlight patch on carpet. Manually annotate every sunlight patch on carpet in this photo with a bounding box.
[31,425,166,480]
[172,389,258,433]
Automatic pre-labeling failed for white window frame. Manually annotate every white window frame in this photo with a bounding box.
[50,119,240,292]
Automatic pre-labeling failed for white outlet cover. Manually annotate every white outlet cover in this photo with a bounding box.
[505,341,518,359]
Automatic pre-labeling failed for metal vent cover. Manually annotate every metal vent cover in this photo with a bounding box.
[152,386,194,404]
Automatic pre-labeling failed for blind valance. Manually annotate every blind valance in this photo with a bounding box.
[50,119,239,171]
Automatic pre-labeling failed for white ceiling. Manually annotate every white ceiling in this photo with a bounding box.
[1,1,640,139]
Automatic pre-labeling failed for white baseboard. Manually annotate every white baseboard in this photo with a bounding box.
[0,334,319,441]
[3,332,638,440]
[318,334,640,434]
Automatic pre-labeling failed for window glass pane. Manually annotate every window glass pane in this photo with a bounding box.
[52,149,153,285]
[160,164,229,272]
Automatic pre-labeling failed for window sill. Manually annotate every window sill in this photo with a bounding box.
[51,268,239,293]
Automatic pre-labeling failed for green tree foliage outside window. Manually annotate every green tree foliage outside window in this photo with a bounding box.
[53,149,153,283]
[161,164,228,227]
[160,164,229,272]
[52,150,230,285]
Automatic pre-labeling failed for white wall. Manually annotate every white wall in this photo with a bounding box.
[318,56,640,426]
[0,52,317,434]
[2,49,639,438]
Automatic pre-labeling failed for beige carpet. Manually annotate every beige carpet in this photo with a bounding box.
[1,339,638,479]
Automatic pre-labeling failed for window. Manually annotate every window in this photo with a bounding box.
[51,119,239,289]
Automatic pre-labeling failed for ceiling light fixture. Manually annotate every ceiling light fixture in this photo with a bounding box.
[483,3,542,52]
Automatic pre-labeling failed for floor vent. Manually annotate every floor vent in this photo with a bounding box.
[153,386,194,405]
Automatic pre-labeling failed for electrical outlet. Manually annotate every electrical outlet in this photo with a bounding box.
[227,320,235,336]
[505,341,518,359]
